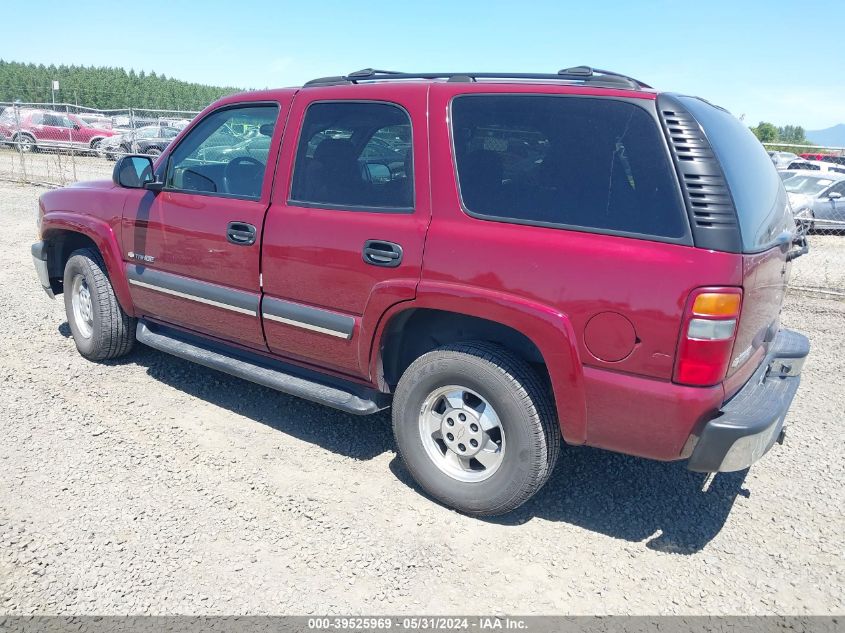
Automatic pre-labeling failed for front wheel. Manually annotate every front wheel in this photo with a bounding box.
[15,134,36,153]
[392,342,560,516]
[63,248,135,360]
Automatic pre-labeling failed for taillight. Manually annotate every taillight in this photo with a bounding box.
[674,288,743,386]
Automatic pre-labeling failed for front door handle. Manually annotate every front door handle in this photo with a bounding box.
[363,240,403,267]
[227,222,256,246]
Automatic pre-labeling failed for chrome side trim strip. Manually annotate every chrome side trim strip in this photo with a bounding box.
[126,266,258,316]
[262,312,351,339]
[129,279,257,316]
[262,296,354,340]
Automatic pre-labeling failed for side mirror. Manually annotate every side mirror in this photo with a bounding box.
[113,155,156,189]
[829,192,842,200]
[73,124,80,130]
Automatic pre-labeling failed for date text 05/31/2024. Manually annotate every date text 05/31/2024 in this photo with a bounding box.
[307,617,529,630]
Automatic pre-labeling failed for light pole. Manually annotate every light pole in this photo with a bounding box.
[51,80,59,108]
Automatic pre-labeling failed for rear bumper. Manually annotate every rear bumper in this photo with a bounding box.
[687,329,809,472]
[31,241,54,299]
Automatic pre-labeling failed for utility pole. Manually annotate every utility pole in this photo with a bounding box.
[51,80,59,108]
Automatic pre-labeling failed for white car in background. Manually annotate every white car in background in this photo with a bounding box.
[768,151,797,168]
[784,158,845,175]
[780,169,845,232]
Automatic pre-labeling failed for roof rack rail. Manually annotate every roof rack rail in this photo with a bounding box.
[304,66,652,90]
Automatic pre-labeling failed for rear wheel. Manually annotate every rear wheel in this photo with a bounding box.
[63,248,135,361]
[392,342,560,516]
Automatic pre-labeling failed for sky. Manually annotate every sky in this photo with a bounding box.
[3,0,844,130]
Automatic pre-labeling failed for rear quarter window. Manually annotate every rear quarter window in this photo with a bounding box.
[450,95,688,241]
[678,96,792,252]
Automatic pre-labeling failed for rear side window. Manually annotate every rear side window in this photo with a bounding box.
[678,96,792,252]
[290,102,413,211]
[451,95,687,240]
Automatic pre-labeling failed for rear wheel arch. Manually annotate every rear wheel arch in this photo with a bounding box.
[379,308,551,392]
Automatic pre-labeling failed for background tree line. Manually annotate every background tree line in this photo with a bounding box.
[0,60,240,111]
[750,121,816,151]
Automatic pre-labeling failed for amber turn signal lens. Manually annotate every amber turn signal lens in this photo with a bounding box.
[692,293,741,317]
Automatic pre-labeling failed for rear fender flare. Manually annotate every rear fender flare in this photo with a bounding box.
[369,280,588,444]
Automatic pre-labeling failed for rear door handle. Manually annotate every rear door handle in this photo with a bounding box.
[363,240,403,267]
[227,222,256,246]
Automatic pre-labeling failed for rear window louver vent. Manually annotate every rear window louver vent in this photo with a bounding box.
[658,95,741,252]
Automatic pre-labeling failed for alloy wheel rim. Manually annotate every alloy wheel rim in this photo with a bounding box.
[71,274,94,339]
[418,385,505,483]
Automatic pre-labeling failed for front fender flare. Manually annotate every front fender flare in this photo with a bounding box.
[42,212,134,315]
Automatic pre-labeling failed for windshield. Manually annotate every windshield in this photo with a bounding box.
[783,176,836,196]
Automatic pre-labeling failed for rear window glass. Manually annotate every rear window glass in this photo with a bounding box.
[678,96,792,252]
[451,95,687,240]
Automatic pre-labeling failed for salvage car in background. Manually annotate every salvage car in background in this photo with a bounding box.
[769,151,798,169]
[0,109,116,153]
[781,170,845,232]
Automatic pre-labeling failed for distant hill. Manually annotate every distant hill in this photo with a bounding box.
[806,124,845,147]
[0,60,241,111]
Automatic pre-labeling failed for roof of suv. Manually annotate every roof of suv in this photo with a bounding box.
[303,66,654,92]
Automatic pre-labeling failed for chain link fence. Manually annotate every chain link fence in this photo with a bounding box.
[0,101,198,185]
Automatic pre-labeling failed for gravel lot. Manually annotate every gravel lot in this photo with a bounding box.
[0,181,843,615]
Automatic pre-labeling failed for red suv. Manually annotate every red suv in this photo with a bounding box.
[31,67,810,515]
[0,108,116,153]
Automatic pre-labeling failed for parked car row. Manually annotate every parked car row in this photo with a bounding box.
[768,150,845,175]
[0,106,193,156]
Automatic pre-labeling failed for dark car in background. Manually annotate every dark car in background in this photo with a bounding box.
[101,125,181,160]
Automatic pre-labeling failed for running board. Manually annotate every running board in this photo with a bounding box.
[136,321,387,415]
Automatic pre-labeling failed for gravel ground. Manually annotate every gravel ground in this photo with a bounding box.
[0,182,843,615]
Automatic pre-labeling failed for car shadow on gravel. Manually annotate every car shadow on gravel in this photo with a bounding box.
[86,335,395,461]
[390,448,750,554]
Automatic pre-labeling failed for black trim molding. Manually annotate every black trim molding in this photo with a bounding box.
[262,296,355,339]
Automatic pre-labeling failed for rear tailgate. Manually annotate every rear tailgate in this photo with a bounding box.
[726,247,789,395]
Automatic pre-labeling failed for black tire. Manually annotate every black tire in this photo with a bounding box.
[63,248,135,361]
[15,134,36,153]
[145,147,162,157]
[392,342,561,516]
